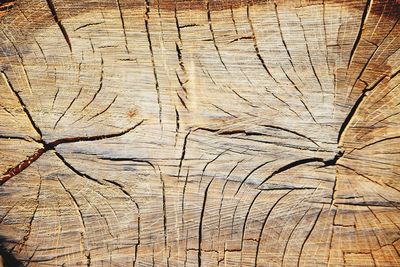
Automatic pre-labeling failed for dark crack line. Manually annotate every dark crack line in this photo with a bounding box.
[157,166,168,249]
[274,3,300,81]
[175,44,187,77]
[0,120,144,185]
[179,23,200,29]
[348,18,399,98]
[337,90,369,144]
[247,5,278,84]
[174,28,190,110]
[337,163,399,193]
[175,45,188,85]
[300,99,318,124]
[52,87,60,109]
[0,135,32,142]
[206,0,228,71]
[199,150,228,187]
[90,199,115,239]
[212,104,237,118]
[370,110,400,128]
[175,107,180,146]
[238,186,317,263]
[195,127,333,152]
[144,0,162,125]
[1,71,42,139]
[58,178,91,266]
[181,168,189,228]
[231,88,259,108]
[260,124,320,147]
[347,0,373,70]
[280,66,304,96]
[177,131,191,180]
[116,0,129,53]
[81,56,105,111]
[47,119,144,147]
[338,70,399,144]
[297,14,324,93]
[174,1,182,42]
[2,30,34,94]
[230,5,238,34]
[14,173,42,254]
[282,205,312,265]
[74,22,104,31]
[203,68,217,86]
[217,160,243,241]
[297,206,324,267]
[89,38,95,53]
[34,37,48,69]
[258,154,341,189]
[235,160,276,196]
[232,135,330,152]
[228,35,252,44]
[264,86,301,118]
[87,95,118,122]
[102,179,141,264]
[240,190,262,252]
[198,175,216,267]
[45,0,72,52]
[353,135,400,152]
[230,201,239,239]
[322,2,331,74]
[177,92,189,110]
[156,0,166,47]
[54,87,83,129]
[98,156,155,170]
[255,190,292,266]
[55,152,104,185]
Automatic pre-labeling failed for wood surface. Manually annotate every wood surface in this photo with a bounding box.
[0,0,399,266]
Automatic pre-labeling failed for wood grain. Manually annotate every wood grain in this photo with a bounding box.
[0,0,399,266]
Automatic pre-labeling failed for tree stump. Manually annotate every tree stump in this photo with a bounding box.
[0,0,399,266]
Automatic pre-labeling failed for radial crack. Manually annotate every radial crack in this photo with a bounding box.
[347,0,373,70]
[58,178,91,266]
[81,57,105,111]
[247,5,278,84]
[0,121,144,185]
[54,87,83,129]
[235,160,275,195]
[177,131,191,179]
[144,0,162,124]
[206,0,228,71]
[1,71,42,139]
[260,124,320,147]
[55,152,104,185]
[45,0,72,51]
[198,175,215,266]
[337,70,399,144]
[255,190,292,266]
[258,154,341,188]
[116,0,129,53]
[87,95,117,121]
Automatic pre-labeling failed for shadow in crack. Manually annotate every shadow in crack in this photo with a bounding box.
[0,236,23,267]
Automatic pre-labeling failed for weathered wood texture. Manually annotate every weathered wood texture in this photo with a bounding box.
[0,0,399,266]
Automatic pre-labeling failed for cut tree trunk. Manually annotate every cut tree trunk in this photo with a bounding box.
[0,0,399,266]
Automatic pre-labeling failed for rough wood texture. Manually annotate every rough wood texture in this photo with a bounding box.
[0,0,399,266]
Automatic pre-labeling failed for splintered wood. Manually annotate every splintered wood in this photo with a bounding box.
[0,0,399,266]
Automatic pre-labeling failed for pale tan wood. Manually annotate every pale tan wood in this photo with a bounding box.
[0,0,399,266]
